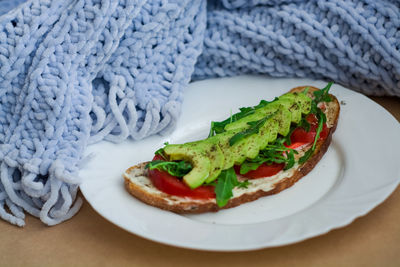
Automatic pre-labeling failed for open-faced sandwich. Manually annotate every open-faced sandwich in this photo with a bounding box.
[123,83,340,213]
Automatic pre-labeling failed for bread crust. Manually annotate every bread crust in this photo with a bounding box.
[124,86,340,213]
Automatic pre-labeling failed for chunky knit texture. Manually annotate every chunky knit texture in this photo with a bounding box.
[0,0,399,226]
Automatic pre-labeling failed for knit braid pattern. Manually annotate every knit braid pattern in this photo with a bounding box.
[0,0,399,226]
[0,0,205,226]
[195,0,400,96]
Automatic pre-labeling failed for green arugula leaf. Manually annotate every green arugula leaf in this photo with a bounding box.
[298,148,313,165]
[154,142,170,157]
[214,168,250,207]
[215,168,237,207]
[208,121,217,137]
[312,110,326,150]
[154,148,165,157]
[145,160,192,177]
[282,125,295,146]
[302,86,310,95]
[298,117,311,132]
[253,97,278,109]
[237,179,250,189]
[313,82,333,103]
[284,149,296,170]
[240,161,263,174]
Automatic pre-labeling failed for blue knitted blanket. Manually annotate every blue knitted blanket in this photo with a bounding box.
[0,0,398,226]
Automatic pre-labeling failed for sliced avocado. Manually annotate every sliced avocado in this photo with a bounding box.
[203,138,225,183]
[230,138,253,165]
[247,114,279,149]
[183,154,211,188]
[241,133,260,159]
[296,92,312,114]
[162,91,312,189]
[212,131,238,170]
[278,94,301,124]
[254,124,270,151]
[274,107,292,136]
[280,92,311,114]
[266,120,279,143]
[288,102,301,124]
[163,144,211,189]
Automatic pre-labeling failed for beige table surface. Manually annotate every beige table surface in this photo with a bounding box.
[0,96,399,267]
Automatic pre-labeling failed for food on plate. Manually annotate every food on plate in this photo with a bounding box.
[123,83,340,213]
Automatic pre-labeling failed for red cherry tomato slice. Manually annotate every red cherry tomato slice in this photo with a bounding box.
[290,127,316,144]
[306,113,318,125]
[234,163,284,179]
[148,155,215,199]
[289,114,329,144]
[284,142,306,150]
[319,123,329,139]
[152,154,166,161]
[307,114,329,140]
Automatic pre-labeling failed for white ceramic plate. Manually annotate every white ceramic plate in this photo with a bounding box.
[80,76,400,251]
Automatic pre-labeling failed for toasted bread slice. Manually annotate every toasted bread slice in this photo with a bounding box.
[123,86,340,213]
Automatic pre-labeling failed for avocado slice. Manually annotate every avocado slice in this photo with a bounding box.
[203,138,225,183]
[212,131,238,170]
[280,92,312,114]
[278,94,301,123]
[163,144,211,189]
[274,107,292,136]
